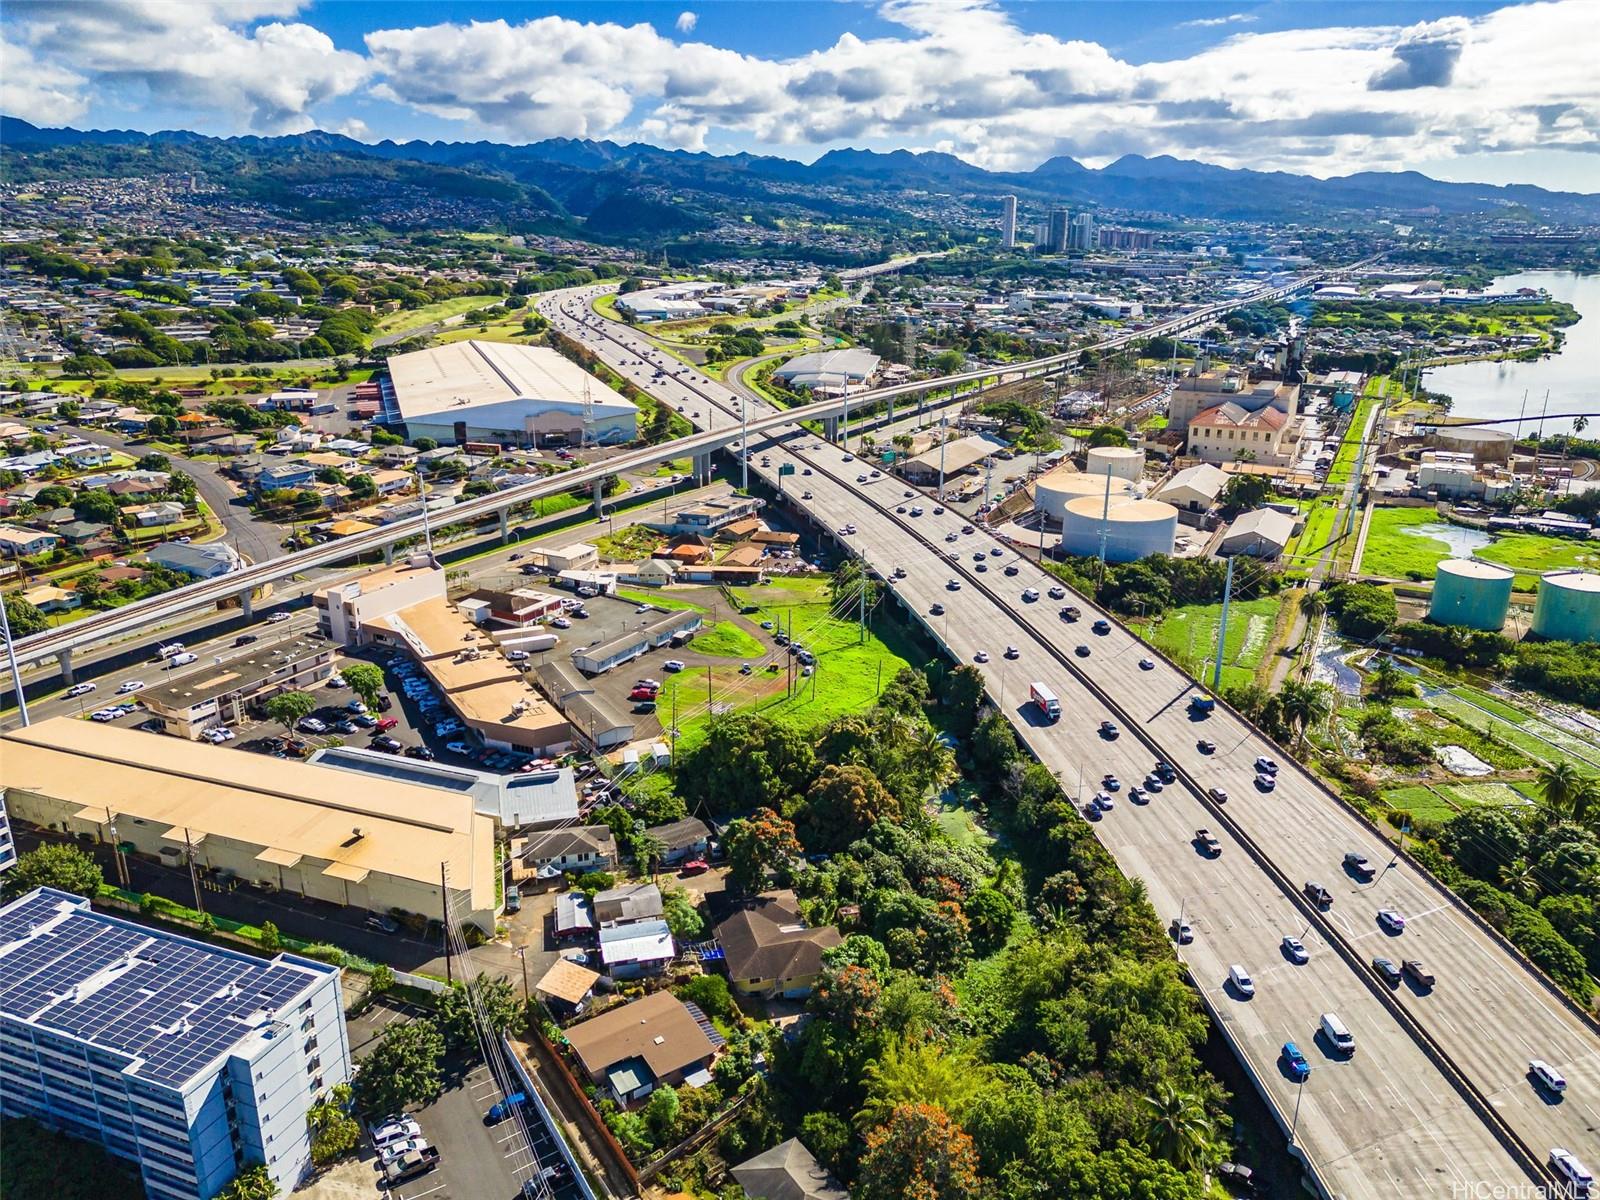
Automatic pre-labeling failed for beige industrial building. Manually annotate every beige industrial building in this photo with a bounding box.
[141,634,335,739]
[1167,365,1299,436]
[1186,402,1299,467]
[317,562,574,755]
[0,719,498,931]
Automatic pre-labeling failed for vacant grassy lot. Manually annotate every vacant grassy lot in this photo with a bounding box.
[376,294,501,334]
[658,576,913,751]
[1140,596,1281,691]
[692,621,766,658]
[1357,506,1597,587]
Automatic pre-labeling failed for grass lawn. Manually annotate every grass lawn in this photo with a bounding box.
[615,587,705,611]
[1289,499,1339,562]
[692,621,766,658]
[1381,785,1459,823]
[594,524,664,560]
[1437,781,1534,809]
[376,294,500,334]
[1141,596,1281,691]
[659,576,913,751]
[1357,506,1598,588]
[930,783,995,850]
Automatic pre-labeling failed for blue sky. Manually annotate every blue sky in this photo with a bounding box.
[4,1,1596,190]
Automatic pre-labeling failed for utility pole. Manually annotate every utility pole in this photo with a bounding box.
[937,416,948,501]
[0,587,28,728]
[440,862,452,984]
[184,829,204,916]
[1095,463,1115,581]
[858,564,867,645]
[1211,556,1235,696]
[739,400,748,492]
[106,808,129,888]
[515,947,530,1004]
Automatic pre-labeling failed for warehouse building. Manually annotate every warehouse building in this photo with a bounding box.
[899,434,1010,486]
[1217,507,1296,558]
[571,608,704,675]
[307,746,578,830]
[0,887,351,1200]
[0,719,498,932]
[771,348,880,391]
[382,340,637,448]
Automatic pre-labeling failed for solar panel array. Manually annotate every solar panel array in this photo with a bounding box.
[0,892,318,1087]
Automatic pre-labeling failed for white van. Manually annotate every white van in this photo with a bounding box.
[169,652,198,666]
[1550,1149,1592,1198]
[1320,1012,1355,1056]
[1227,965,1255,998]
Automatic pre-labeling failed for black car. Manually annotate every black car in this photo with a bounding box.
[1371,956,1402,987]
[930,603,945,615]
[1092,618,1111,634]
[1075,644,1090,657]
[234,634,259,646]
[404,745,435,761]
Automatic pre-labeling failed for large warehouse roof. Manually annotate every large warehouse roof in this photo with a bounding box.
[772,347,880,389]
[0,718,495,912]
[386,340,635,423]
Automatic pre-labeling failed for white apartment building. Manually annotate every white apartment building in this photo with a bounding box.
[0,888,351,1200]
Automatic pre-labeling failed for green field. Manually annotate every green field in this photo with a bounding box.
[691,621,765,658]
[1326,377,1392,486]
[1357,506,1598,588]
[1382,779,1532,825]
[376,294,503,334]
[658,576,912,750]
[1140,596,1281,691]
[615,587,704,611]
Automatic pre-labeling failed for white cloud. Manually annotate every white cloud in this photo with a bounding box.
[3,0,369,134]
[1180,13,1257,29]
[8,0,1597,186]
[676,11,698,34]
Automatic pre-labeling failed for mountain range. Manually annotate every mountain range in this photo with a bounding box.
[6,116,1598,234]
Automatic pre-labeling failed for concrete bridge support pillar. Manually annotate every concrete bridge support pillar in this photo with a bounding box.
[383,542,396,566]
[822,416,840,442]
[500,507,512,542]
[693,451,715,484]
[592,480,606,518]
[239,589,254,622]
[58,648,74,686]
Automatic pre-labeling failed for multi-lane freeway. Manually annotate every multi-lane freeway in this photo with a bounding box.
[541,283,1599,1199]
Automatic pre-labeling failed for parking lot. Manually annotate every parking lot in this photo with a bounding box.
[348,996,584,1200]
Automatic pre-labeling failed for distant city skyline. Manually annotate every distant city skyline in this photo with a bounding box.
[1,0,1596,192]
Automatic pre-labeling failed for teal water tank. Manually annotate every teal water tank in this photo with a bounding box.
[1532,570,1600,643]
[1429,558,1514,631]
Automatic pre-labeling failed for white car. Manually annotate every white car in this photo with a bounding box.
[116,680,146,694]
[268,612,292,623]
[1549,1149,1592,1197]
[90,709,118,722]
[66,682,97,698]
[663,660,686,672]
[371,1118,422,1149]
[505,650,529,662]
[298,717,327,734]
[378,1137,431,1164]
[551,617,571,629]
[327,675,347,689]
[1021,588,1039,602]
[1529,1059,1567,1093]
[445,740,473,754]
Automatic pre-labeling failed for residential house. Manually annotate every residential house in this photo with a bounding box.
[554,892,596,940]
[534,958,601,1016]
[199,433,260,456]
[593,881,663,925]
[106,478,166,499]
[512,826,617,882]
[716,891,842,999]
[598,919,675,978]
[732,1139,850,1200]
[55,520,111,547]
[563,991,720,1105]
[0,527,61,557]
[127,501,187,528]
[145,541,240,579]
[251,461,317,495]
[646,817,711,866]
[621,559,677,588]
[20,585,79,613]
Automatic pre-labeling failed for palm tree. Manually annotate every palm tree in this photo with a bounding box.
[1299,589,1328,620]
[1537,761,1587,821]
[1280,680,1336,749]
[1498,858,1540,901]
[1143,1084,1213,1172]
[911,723,957,791]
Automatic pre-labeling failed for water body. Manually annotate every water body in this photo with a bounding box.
[1423,271,1598,437]
[1399,521,1493,557]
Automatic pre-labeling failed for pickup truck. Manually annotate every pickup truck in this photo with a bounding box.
[1060,605,1081,622]
[1343,851,1376,881]
[383,1146,440,1186]
[1401,959,1435,989]
[1194,829,1222,856]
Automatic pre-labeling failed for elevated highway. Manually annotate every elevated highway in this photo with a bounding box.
[548,279,1597,1199]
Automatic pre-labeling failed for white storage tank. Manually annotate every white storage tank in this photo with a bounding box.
[1033,466,1131,523]
[1085,445,1145,483]
[1532,570,1600,643]
[1060,495,1177,563]
[1429,559,1513,631]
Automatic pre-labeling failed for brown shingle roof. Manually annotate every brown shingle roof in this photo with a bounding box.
[716,891,841,985]
[564,991,715,1081]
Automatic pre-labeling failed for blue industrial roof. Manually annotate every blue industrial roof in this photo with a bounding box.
[0,889,331,1089]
